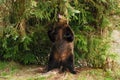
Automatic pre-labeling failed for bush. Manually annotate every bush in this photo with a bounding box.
[0,25,50,65]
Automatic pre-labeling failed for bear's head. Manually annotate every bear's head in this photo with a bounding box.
[56,14,69,28]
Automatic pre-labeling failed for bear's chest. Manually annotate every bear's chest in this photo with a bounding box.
[52,40,73,61]
[55,28,63,41]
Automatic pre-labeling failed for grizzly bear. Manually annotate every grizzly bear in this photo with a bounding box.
[47,14,76,74]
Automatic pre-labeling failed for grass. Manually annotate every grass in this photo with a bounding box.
[0,61,120,80]
[0,61,8,70]
[27,76,47,80]
[0,61,19,78]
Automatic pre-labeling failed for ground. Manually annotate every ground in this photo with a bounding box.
[111,30,120,64]
[0,61,120,80]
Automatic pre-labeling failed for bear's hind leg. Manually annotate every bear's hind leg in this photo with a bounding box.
[61,62,67,72]
[47,54,58,71]
[67,63,76,74]
[66,55,76,74]
[47,60,59,71]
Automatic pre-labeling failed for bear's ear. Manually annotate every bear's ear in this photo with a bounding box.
[58,14,64,19]
[58,14,66,20]
[58,14,68,24]
[58,14,63,19]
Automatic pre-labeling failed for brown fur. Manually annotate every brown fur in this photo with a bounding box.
[53,40,73,61]
[47,14,76,74]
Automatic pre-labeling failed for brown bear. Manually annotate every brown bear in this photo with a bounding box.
[47,14,76,74]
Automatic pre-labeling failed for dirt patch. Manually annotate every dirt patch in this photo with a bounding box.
[0,65,93,80]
